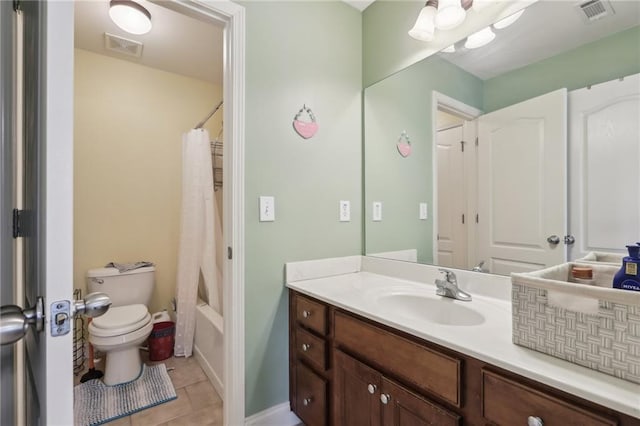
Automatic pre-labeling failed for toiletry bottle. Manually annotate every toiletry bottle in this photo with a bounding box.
[613,245,640,291]
[571,266,594,285]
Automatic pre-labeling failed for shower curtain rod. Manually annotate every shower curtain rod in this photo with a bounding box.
[195,100,223,129]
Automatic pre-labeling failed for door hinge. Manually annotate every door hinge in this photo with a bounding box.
[462,214,465,224]
[460,140,465,152]
[12,209,24,238]
[475,136,479,147]
[227,246,233,260]
[475,213,479,224]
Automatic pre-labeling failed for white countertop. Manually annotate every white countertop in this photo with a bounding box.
[286,260,640,419]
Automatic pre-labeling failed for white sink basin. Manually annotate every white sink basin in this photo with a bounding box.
[374,292,486,326]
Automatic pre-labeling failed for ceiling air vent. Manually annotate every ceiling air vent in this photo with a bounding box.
[104,33,143,58]
[576,0,615,23]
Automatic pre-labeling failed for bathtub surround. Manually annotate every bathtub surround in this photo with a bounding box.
[73,49,222,313]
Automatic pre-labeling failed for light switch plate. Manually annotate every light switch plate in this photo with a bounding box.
[373,201,382,221]
[419,202,428,220]
[339,200,351,222]
[259,196,275,222]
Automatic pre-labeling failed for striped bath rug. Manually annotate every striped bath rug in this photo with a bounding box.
[74,364,177,426]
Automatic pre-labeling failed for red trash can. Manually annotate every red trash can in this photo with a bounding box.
[148,321,175,361]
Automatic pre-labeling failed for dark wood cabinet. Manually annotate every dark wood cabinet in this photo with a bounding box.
[289,290,640,426]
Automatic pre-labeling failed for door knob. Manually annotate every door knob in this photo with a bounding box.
[1,297,44,346]
[527,416,544,426]
[564,235,575,245]
[73,292,111,317]
[367,384,377,394]
[380,393,391,404]
[546,235,560,245]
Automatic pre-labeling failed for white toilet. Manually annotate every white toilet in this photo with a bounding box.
[87,266,155,385]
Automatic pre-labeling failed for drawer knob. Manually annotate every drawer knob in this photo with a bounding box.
[302,310,312,318]
[367,384,377,394]
[380,393,391,405]
[303,397,313,406]
[301,343,311,352]
[527,416,543,426]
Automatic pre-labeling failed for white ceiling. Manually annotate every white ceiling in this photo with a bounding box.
[74,0,224,85]
[438,0,640,80]
[342,0,376,11]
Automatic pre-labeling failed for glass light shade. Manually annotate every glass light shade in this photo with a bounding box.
[435,0,466,31]
[408,5,437,41]
[109,0,152,35]
[493,9,525,29]
[464,27,496,49]
[442,44,456,53]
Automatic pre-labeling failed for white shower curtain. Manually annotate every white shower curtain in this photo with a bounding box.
[174,128,222,358]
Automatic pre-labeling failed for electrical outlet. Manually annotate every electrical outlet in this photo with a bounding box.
[373,201,382,222]
[259,196,275,222]
[339,200,350,222]
[419,202,428,220]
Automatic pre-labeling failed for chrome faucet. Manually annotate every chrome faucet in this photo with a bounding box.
[471,260,485,273]
[435,269,472,302]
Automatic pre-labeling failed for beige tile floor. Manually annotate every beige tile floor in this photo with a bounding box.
[75,352,223,426]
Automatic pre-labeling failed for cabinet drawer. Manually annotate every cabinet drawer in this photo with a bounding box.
[296,362,327,426]
[295,294,328,335]
[334,311,461,407]
[296,326,327,371]
[482,370,617,426]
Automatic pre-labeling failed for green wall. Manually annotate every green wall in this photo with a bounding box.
[484,26,640,112]
[364,55,482,262]
[242,1,362,417]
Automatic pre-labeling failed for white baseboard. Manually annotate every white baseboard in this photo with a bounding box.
[193,345,224,401]
[244,401,301,426]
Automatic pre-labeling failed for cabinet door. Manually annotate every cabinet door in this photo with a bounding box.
[381,378,461,426]
[334,350,382,426]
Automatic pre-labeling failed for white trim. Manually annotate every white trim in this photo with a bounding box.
[193,343,224,399]
[152,1,246,424]
[45,2,75,425]
[431,91,482,267]
[244,402,301,426]
[285,255,362,283]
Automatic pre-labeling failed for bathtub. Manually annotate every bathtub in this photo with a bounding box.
[193,299,224,399]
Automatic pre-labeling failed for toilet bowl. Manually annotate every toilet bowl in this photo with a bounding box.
[88,304,153,385]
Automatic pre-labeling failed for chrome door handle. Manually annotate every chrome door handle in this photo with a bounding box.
[564,235,575,245]
[1,297,44,345]
[303,397,313,406]
[546,235,560,245]
[380,393,391,404]
[302,310,312,318]
[367,384,377,394]
[301,343,311,352]
[73,292,111,317]
[527,416,543,426]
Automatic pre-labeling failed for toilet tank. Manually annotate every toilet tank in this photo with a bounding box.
[86,266,155,307]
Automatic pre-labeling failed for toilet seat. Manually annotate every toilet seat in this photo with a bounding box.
[89,304,151,337]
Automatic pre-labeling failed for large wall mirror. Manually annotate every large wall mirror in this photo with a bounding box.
[364,0,640,276]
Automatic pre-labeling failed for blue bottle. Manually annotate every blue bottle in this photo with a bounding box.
[613,244,640,291]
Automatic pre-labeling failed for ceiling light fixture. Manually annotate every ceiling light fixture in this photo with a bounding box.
[109,0,152,35]
[408,0,438,42]
[493,9,525,29]
[435,0,467,30]
[464,26,496,49]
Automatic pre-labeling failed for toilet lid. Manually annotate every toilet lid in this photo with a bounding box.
[92,304,149,330]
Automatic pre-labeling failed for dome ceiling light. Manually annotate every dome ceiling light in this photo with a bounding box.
[109,0,152,35]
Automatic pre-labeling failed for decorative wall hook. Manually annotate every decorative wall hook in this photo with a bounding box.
[397,130,412,157]
[293,104,318,139]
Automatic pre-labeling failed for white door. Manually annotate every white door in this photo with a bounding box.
[568,74,640,260]
[477,89,567,275]
[436,125,467,269]
[0,2,74,425]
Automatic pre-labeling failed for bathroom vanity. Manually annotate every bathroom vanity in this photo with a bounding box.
[286,257,640,426]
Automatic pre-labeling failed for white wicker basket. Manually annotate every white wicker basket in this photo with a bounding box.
[575,251,624,266]
[511,262,640,384]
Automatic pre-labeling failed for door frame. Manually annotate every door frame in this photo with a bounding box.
[431,91,482,268]
[149,1,246,423]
